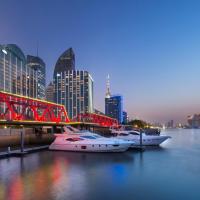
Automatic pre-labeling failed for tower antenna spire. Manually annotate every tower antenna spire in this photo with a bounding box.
[106,74,111,98]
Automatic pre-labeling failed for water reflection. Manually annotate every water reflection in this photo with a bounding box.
[1,130,200,200]
[0,151,134,200]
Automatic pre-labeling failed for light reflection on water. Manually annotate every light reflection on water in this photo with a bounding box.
[0,129,200,200]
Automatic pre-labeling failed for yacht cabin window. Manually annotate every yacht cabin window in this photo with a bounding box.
[66,138,83,142]
[129,132,140,135]
[119,133,129,136]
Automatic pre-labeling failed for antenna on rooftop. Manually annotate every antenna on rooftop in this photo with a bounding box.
[105,74,111,98]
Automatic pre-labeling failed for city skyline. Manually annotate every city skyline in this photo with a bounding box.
[1,0,200,123]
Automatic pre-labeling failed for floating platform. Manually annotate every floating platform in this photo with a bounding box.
[0,145,49,159]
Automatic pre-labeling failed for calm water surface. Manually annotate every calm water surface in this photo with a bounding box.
[0,129,200,200]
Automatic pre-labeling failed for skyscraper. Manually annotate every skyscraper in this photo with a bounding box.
[105,75,123,123]
[46,82,54,102]
[105,95,123,123]
[53,48,94,119]
[27,55,46,99]
[122,111,128,124]
[0,44,37,97]
[54,47,75,77]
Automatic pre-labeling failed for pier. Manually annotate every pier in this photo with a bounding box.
[0,145,49,158]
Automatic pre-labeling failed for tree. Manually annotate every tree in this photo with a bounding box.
[128,119,147,129]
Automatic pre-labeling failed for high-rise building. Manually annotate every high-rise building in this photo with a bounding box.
[54,47,75,77]
[46,82,54,102]
[27,55,46,99]
[122,111,128,124]
[166,120,174,128]
[53,48,94,119]
[0,44,37,97]
[188,114,200,128]
[105,75,123,123]
[105,95,123,123]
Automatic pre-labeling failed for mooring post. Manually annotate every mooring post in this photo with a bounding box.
[140,131,143,148]
[20,128,25,153]
[7,146,11,154]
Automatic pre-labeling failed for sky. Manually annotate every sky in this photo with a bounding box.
[1,0,200,124]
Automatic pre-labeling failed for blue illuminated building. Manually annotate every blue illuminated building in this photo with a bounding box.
[105,95,123,124]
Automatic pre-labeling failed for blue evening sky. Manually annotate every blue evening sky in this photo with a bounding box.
[1,0,200,124]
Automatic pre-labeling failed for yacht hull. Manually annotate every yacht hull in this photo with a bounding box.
[131,136,170,146]
[49,143,130,152]
[115,136,171,147]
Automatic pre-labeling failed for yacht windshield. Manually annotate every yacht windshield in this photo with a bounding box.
[119,133,129,136]
[129,131,140,135]
[66,138,84,142]
[93,134,102,138]
[66,126,82,133]
[81,136,97,139]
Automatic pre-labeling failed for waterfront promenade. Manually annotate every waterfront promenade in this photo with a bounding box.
[0,129,200,200]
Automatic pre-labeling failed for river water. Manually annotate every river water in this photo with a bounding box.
[0,129,200,200]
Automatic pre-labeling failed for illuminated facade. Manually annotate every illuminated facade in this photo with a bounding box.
[104,75,123,123]
[105,95,123,123]
[53,48,94,119]
[122,111,128,124]
[27,55,46,99]
[0,44,37,97]
[46,82,54,102]
[54,70,94,119]
[54,47,75,77]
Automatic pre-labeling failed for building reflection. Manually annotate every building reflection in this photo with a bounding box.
[2,156,65,200]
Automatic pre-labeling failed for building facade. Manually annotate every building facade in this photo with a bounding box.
[53,48,94,119]
[54,47,75,77]
[188,114,200,128]
[105,95,123,123]
[27,55,46,99]
[122,111,128,124]
[104,75,123,123]
[54,70,94,119]
[46,82,54,102]
[0,44,37,97]
[166,120,174,129]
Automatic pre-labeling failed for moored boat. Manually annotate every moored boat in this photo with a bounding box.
[49,126,134,152]
[110,127,171,146]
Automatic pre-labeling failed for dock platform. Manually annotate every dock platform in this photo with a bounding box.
[0,145,49,159]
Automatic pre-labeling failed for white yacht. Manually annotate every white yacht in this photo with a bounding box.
[49,126,134,152]
[110,128,171,146]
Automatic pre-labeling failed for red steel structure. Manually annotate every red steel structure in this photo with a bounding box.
[74,112,118,127]
[0,91,70,123]
[0,91,118,127]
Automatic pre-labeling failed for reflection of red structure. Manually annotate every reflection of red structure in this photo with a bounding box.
[0,91,70,123]
[75,113,118,127]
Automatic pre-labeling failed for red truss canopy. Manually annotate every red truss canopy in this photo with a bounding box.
[0,91,118,127]
[0,91,70,123]
[74,112,118,127]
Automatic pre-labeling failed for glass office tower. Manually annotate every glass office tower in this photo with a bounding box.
[27,55,46,99]
[54,47,75,77]
[0,44,37,97]
[54,70,94,119]
[53,48,94,119]
[46,82,54,102]
[105,95,123,124]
